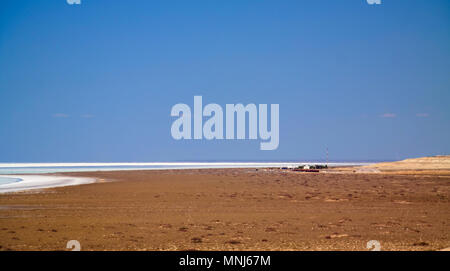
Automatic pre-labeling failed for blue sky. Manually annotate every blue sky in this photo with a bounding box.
[0,0,449,162]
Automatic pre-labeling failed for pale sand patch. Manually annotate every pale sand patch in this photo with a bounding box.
[359,155,450,175]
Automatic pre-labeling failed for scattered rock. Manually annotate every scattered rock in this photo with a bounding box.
[178,227,188,232]
[325,233,349,239]
[413,242,429,246]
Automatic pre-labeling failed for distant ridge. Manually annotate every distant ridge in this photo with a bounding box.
[363,155,450,175]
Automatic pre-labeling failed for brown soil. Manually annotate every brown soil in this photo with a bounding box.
[0,167,449,251]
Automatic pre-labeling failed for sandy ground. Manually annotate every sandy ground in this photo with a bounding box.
[0,161,449,251]
[358,155,450,175]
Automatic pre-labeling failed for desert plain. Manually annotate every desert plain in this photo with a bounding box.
[0,156,449,251]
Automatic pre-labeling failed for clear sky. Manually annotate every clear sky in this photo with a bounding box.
[0,0,449,162]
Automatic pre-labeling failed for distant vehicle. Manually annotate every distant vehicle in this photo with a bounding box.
[293,164,327,172]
